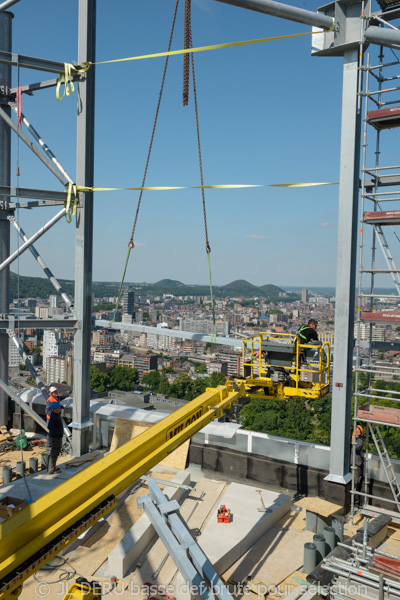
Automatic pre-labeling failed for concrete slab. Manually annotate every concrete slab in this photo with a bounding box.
[171,484,290,600]
[198,483,291,575]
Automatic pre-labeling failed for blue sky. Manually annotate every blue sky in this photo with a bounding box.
[6,0,393,289]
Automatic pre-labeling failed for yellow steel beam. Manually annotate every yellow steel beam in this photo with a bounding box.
[0,382,242,597]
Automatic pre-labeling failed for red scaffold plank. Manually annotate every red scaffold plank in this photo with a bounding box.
[358,403,400,426]
[361,311,400,323]
[368,106,400,130]
[364,210,400,225]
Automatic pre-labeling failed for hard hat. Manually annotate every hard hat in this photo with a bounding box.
[356,424,363,435]
[49,386,57,393]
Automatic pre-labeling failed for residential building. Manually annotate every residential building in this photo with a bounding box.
[207,361,228,376]
[301,288,309,303]
[218,351,242,378]
[43,329,71,370]
[46,356,66,384]
[49,295,58,315]
[123,290,135,319]
[119,353,158,378]
[35,305,49,318]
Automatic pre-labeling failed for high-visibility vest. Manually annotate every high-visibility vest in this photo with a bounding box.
[297,324,311,343]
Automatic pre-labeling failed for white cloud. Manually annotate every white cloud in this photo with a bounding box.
[246,234,265,240]
[320,222,329,227]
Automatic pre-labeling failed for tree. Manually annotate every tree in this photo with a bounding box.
[158,375,170,395]
[192,377,210,398]
[210,371,226,387]
[378,351,385,360]
[90,365,110,393]
[195,364,207,374]
[108,366,139,391]
[141,370,161,391]
[173,373,192,399]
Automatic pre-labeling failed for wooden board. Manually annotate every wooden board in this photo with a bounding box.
[223,526,314,589]
[295,496,343,518]
[110,419,189,470]
[268,570,308,600]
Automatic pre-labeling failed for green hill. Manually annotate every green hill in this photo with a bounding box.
[220,280,261,295]
[10,272,294,301]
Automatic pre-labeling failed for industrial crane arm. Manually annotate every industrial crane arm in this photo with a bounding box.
[0,381,243,600]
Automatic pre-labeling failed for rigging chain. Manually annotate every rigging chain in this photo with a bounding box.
[186,0,216,340]
[183,0,191,106]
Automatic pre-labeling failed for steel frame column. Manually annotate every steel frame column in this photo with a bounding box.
[327,48,362,484]
[0,11,12,426]
[72,0,96,456]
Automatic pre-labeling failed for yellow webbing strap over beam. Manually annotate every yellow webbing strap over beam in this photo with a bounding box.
[76,182,338,193]
[56,63,90,101]
[0,382,243,599]
[57,27,334,100]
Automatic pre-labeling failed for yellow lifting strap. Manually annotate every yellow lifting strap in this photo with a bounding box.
[55,26,334,100]
[64,182,78,223]
[56,63,90,101]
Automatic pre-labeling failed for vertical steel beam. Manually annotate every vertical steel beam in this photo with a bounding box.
[72,0,96,456]
[327,48,362,484]
[0,11,12,426]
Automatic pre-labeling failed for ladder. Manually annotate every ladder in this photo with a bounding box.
[368,423,400,512]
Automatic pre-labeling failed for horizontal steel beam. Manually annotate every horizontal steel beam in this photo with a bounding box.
[0,318,77,329]
[0,185,67,202]
[364,174,400,188]
[214,0,334,30]
[9,75,80,96]
[0,50,66,73]
[365,25,400,49]
[96,319,243,349]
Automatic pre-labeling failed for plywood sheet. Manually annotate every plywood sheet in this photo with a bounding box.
[295,496,343,518]
[110,419,189,470]
[223,526,314,588]
[268,570,308,600]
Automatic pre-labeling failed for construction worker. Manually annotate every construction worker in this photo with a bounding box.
[297,319,320,363]
[351,424,364,507]
[45,386,67,447]
[47,402,63,475]
[45,386,67,420]
[297,319,319,344]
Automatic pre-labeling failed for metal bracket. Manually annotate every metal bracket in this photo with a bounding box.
[159,500,180,515]
[69,420,93,431]
[136,494,148,510]
[11,53,18,64]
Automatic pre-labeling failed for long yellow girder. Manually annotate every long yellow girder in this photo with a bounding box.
[0,382,242,599]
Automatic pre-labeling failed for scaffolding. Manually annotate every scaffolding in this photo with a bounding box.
[353,35,400,515]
